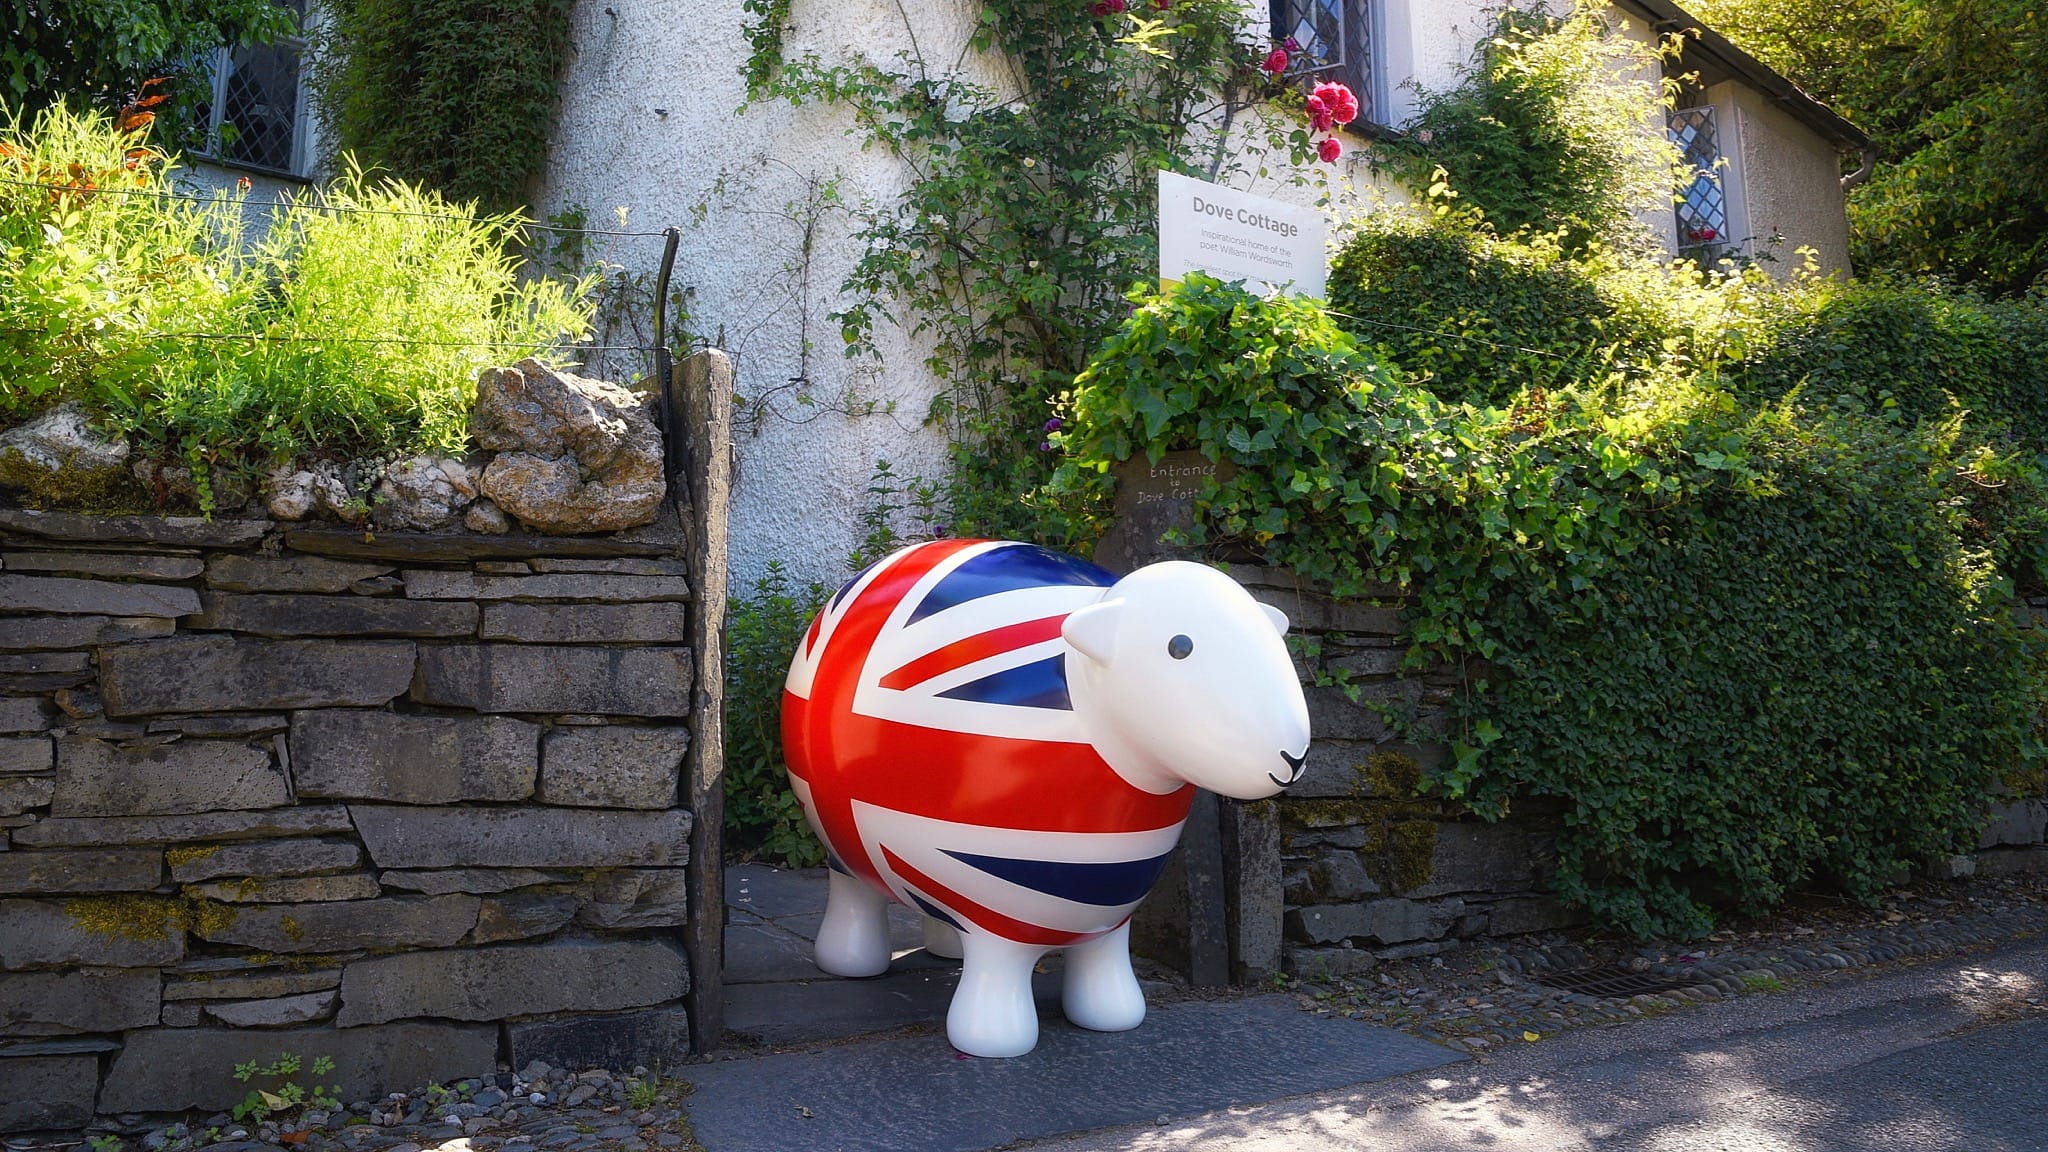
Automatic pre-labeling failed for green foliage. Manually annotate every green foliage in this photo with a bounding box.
[1052,271,2046,938]
[309,0,574,213]
[1733,278,2048,448]
[724,561,830,869]
[231,1052,339,1125]
[750,0,1318,546]
[1372,3,1683,248]
[0,0,295,143]
[1688,0,2048,294]
[0,104,593,510]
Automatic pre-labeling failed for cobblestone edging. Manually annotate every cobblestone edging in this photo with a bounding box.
[0,504,714,1132]
[1288,873,2048,1055]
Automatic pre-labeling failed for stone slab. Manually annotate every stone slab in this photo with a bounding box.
[163,968,342,1001]
[0,776,51,817]
[98,1022,498,1113]
[0,967,160,1034]
[0,848,161,894]
[52,736,285,817]
[0,733,50,770]
[204,555,395,594]
[168,837,364,882]
[1,550,205,580]
[13,805,354,847]
[505,1006,691,1074]
[479,601,690,644]
[0,1053,97,1130]
[0,652,87,676]
[202,990,337,1028]
[410,644,692,716]
[0,614,176,651]
[147,714,289,737]
[99,635,415,716]
[291,710,538,803]
[194,894,479,953]
[0,574,199,618]
[685,996,1461,1152]
[0,508,269,547]
[403,571,689,602]
[528,558,691,576]
[190,592,479,638]
[351,805,690,869]
[0,698,52,733]
[377,868,575,895]
[1289,898,1466,946]
[335,937,688,1026]
[539,725,687,808]
[577,868,689,929]
[726,863,830,921]
[474,892,579,942]
[0,898,185,968]
[284,527,671,563]
[184,873,381,903]
[1981,800,2048,849]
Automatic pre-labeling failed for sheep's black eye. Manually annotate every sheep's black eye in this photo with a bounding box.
[1168,634,1193,660]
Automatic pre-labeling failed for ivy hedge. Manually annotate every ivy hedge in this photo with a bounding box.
[1049,267,2048,938]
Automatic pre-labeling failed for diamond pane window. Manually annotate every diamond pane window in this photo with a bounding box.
[194,0,308,177]
[1669,107,1727,260]
[1274,0,1345,71]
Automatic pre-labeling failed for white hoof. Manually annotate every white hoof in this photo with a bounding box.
[948,932,1043,1057]
[814,869,891,978]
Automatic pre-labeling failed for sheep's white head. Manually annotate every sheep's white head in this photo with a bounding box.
[1062,561,1312,801]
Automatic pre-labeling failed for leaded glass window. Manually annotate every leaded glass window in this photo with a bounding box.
[195,0,309,177]
[1669,106,1728,261]
[1269,0,1375,126]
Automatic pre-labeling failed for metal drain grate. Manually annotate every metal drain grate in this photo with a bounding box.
[1531,965,1699,999]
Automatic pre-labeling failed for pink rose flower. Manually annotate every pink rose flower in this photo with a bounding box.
[1263,48,1288,74]
[1313,82,1359,125]
[1319,136,1343,163]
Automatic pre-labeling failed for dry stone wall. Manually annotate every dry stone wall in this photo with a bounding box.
[0,507,703,1132]
[1221,564,1585,982]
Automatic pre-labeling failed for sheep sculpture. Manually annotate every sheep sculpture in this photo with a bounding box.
[782,538,1312,1056]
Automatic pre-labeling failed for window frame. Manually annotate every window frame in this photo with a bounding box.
[1270,0,1381,131]
[193,14,315,182]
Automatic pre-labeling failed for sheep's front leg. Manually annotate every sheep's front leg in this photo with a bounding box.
[1061,920,1146,1033]
[947,931,1044,1057]
[814,869,892,978]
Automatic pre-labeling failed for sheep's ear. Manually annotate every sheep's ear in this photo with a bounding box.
[1260,603,1289,637]
[1062,598,1123,664]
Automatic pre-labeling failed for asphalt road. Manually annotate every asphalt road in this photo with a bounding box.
[1012,937,2048,1152]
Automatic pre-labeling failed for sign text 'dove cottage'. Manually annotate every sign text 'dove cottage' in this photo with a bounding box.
[1158,171,1327,298]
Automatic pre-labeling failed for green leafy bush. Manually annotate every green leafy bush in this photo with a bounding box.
[1371,2,1684,248]
[0,103,593,508]
[309,0,575,213]
[1732,278,2048,446]
[724,561,830,869]
[1052,272,2045,938]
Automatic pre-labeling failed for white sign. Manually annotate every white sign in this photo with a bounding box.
[1158,170,1327,298]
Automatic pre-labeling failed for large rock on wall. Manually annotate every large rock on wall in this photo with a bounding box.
[473,359,665,534]
[0,404,131,506]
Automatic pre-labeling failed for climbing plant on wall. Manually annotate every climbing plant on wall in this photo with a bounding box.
[309,0,574,213]
[744,0,1326,544]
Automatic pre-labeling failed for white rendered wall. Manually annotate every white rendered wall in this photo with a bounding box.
[539,0,1756,586]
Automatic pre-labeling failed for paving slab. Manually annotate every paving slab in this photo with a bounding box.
[684,995,1461,1152]
[726,863,830,920]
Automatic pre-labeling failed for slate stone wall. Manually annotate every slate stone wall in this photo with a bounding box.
[1221,564,1584,982]
[0,506,707,1131]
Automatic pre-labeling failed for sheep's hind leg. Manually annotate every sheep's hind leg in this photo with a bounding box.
[814,869,892,978]
[947,931,1044,1057]
[1061,921,1146,1033]
[923,915,963,960]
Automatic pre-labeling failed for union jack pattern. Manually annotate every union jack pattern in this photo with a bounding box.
[783,539,1195,947]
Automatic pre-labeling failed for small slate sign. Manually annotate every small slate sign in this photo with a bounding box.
[1093,451,1235,575]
